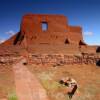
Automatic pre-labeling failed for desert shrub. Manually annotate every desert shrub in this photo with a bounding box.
[77,84,99,100]
[8,92,18,100]
[96,60,100,66]
[49,92,69,100]
[96,46,100,53]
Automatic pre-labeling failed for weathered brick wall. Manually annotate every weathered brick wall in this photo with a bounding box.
[68,26,83,44]
[0,53,99,65]
[28,53,100,65]
[0,54,20,65]
[20,14,83,45]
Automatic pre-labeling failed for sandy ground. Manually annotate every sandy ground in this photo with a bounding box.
[27,63,100,100]
[0,58,100,100]
[13,59,49,100]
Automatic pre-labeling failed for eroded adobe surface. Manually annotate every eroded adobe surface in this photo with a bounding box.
[0,14,98,55]
[20,14,83,45]
[3,14,83,46]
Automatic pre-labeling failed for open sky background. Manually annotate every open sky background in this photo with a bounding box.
[0,0,100,45]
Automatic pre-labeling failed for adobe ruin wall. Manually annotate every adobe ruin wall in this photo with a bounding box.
[20,14,84,45]
[0,53,100,66]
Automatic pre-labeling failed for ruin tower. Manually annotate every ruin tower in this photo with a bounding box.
[1,14,94,55]
[3,14,85,46]
[19,14,84,45]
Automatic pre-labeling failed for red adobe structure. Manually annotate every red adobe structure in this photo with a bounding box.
[0,14,96,54]
[20,14,84,45]
[3,14,85,45]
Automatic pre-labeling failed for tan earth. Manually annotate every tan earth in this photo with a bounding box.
[13,58,49,100]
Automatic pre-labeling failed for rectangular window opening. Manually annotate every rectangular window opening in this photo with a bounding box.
[42,22,48,31]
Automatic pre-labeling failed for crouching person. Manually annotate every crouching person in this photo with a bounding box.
[67,78,78,99]
[59,77,78,99]
[68,84,77,99]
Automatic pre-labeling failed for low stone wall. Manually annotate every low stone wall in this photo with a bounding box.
[29,53,100,65]
[0,54,20,65]
[0,53,100,66]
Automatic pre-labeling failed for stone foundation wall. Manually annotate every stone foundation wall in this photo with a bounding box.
[29,54,100,65]
[0,53,99,66]
[0,55,20,65]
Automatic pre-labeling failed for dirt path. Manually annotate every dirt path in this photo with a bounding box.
[13,59,49,100]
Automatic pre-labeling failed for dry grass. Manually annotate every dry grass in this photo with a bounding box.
[0,60,100,100]
[8,91,18,100]
[0,65,15,99]
[28,64,100,100]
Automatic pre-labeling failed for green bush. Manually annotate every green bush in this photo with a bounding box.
[8,92,18,100]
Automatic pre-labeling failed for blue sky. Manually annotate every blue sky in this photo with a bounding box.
[0,0,100,45]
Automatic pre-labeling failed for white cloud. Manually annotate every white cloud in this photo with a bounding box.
[0,38,5,44]
[83,31,93,36]
[5,30,15,36]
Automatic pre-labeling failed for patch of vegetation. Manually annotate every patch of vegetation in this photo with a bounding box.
[37,71,66,90]
[48,91,69,100]
[37,71,53,80]
[37,71,70,100]
[77,84,100,100]
[42,80,63,90]
[8,91,18,100]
